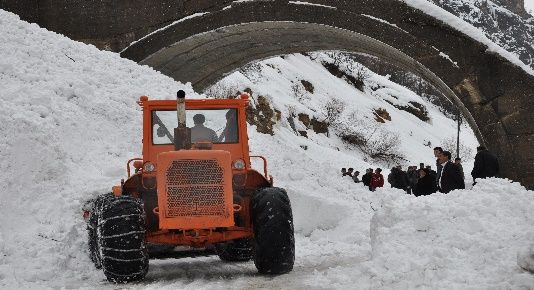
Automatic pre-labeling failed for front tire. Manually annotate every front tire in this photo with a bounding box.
[251,187,295,274]
[96,195,148,283]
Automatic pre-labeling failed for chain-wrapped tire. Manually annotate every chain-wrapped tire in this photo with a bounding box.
[88,225,100,268]
[87,193,114,269]
[215,238,253,262]
[251,187,295,274]
[96,195,148,283]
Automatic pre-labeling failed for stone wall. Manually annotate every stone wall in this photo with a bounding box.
[0,0,38,23]
[0,0,233,51]
[494,0,527,16]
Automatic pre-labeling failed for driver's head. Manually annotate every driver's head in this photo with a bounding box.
[193,114,205,125]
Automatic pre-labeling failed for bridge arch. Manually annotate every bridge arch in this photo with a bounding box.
[121,0,534,189]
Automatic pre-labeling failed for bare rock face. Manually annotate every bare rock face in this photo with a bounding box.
[494,0,527,16]
[373,108,391,123]
[430,0,534,68]
[246,96,277,135]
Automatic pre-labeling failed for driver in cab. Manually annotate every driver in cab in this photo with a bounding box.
[190,113,218,143]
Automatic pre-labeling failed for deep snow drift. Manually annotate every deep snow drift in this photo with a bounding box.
[1,8,533,289]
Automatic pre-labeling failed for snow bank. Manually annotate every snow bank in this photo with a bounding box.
[369,178,534,288]
[0,9,194,288]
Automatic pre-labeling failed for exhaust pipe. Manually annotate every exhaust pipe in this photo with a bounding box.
[177,90,186,128]
[174,90,191,150]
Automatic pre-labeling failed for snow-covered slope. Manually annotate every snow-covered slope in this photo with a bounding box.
[0,9,196,288]
[1,9,533,289]
[213,52,478,172]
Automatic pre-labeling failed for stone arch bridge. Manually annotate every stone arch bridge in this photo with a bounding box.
[2,0,533,189]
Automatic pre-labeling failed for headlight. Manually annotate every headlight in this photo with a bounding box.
[143,162,155,172]
[232,159,246,170]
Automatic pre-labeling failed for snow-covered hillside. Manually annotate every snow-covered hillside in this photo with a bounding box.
[210,52,478,173]
[1,8,534,289]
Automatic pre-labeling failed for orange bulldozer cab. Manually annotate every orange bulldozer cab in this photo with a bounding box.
[117,92,272,248]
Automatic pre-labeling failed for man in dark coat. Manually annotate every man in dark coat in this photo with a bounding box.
[415,168,436,196]
[362,169,372,187]
[391,166,408,191]
[471,146,499,184]
[433,147,443,188]
[352,171,360,183]
[425,165,437,179]
[387,167,396,188]
[407,166,419,195]
[437,151,465,193]
[454,158,465,181]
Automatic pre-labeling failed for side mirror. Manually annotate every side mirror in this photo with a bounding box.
[157,126,166,137]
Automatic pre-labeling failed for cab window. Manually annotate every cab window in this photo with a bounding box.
[152,109,238,145]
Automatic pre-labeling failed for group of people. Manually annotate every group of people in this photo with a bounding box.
[342,168,384,191]
[341,146,500,196]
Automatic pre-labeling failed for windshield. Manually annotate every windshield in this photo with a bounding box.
[152,109,239,145]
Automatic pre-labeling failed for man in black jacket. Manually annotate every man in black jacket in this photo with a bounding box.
[391,166,409,192]
[437,151,465,193]
[415,168,437,196]
[471,146,499,184]
[362,168,372,187]
[433,147,443,188]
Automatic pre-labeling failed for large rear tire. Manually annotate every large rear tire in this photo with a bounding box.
[96,195,148,283]
[215,238,253,262]
[251,187,295,274]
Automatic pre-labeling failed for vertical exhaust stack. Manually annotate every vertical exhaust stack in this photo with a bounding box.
[177,90,186,129]
[174,90,191,150]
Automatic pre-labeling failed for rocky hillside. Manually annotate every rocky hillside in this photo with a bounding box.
[429,0,534,68]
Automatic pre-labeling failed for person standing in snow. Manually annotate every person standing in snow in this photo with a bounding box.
[362,168,372,189]
[370,168,384,191]
[407,166,419,195]
[471,146,499,185]
[346,168,354,177]
[341,168,347,177]
[414,168,437,196]
[388,166,408,192]
[387,167,396,188]
[396,165,409,192]
[433,147,444,188]
[425,165,437,179]
[352,171,361,183]
[437,151,465,193]
[454,158,465,181]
